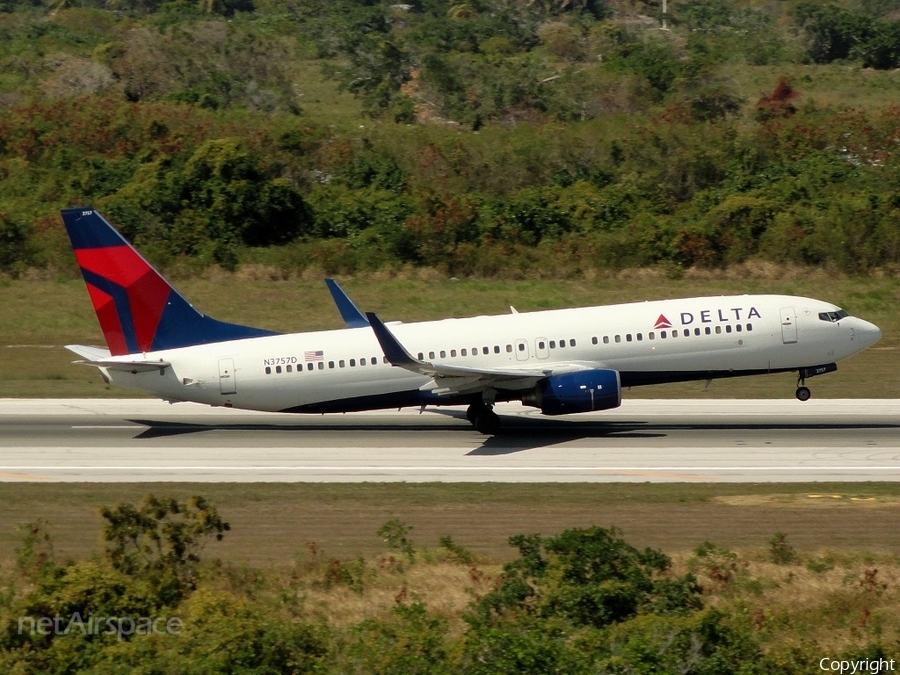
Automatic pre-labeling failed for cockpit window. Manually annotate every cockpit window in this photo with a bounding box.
[818,309,849,323]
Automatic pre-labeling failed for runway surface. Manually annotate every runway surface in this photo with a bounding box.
[0,398,897,482]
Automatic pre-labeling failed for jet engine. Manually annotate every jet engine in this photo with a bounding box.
[521,369,621,416]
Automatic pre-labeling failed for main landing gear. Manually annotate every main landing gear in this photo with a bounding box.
[466,402,500,435]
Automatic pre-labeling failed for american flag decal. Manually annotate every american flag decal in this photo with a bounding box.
[304,350,324,362]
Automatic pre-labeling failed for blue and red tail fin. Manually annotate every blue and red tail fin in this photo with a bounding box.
[61,207,278,356]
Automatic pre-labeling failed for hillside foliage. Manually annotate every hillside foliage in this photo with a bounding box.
[1,0,900,277]
[2,496,897,674]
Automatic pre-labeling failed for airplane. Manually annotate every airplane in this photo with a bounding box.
[60,207,882,434]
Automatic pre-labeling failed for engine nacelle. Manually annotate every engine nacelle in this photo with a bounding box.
[521,369,622,416]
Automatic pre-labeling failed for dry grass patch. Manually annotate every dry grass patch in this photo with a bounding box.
[296,557,499,631]
[713,493,900,508]
[684,553,900,652]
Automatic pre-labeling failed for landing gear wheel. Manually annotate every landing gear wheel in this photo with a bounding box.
[474,410,500,435]
[795,386,811,402]
[466,403,487,425]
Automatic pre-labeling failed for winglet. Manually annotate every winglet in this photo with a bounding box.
[366,312,421,368]
[325,278,369,328]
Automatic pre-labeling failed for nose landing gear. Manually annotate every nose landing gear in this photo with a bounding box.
[794,363,837,401]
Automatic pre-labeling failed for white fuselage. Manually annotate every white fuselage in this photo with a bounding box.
[97,294,881,413]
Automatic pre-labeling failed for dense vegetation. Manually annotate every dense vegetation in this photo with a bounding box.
[1,495,897,674]
[2,0,900,277]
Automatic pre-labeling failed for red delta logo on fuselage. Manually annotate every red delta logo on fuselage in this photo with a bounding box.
[651,307,762,330]
[678,307,762,325]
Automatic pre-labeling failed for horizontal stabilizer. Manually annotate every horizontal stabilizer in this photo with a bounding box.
[66,344,111,361]
[66,344,170,372]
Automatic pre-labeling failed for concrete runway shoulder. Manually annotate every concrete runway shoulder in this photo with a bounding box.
[0,398,897,482]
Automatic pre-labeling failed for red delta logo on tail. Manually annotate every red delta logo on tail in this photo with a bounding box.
[61,208,278,356]
[654,314,672,330]
[74,245,171,355]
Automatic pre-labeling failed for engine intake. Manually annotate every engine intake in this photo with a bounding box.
[522,369,622,416]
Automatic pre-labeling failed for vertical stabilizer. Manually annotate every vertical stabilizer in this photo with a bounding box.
[61,207,277,355]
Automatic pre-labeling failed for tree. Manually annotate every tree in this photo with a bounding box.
[474,526,702,629]
[793,3,875,63]
[0,211,33,272]
[102,494,230,589]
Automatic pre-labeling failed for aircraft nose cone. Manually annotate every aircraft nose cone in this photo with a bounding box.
[855,319,882,348]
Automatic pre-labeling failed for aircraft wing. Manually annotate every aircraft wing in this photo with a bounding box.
[366,312,599,395]
[66,344,171,373]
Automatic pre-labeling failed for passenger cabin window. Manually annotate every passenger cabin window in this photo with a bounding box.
[440,350,446,358]
[615,335,621,343]
[318,362,324,370]
[518,343,525,351]
[603,336,610,344]
[569,339,576,347]
[483,347,489,354]
[339,360,345,368]
[715,326,722,334]
[626,334,632,342]
[494,346,500,354]
[265,366,271,375]
[307,363,314,371]
[540,340,547,349]
[451,349,457,357]
[506,345,513,353]
[694,328,701,336]
[349,359,356,367]
[705,327,711,335]
[461,349,467,356]
[549,341,556,349]
[649,332,655,340]
[591,337,598,345]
